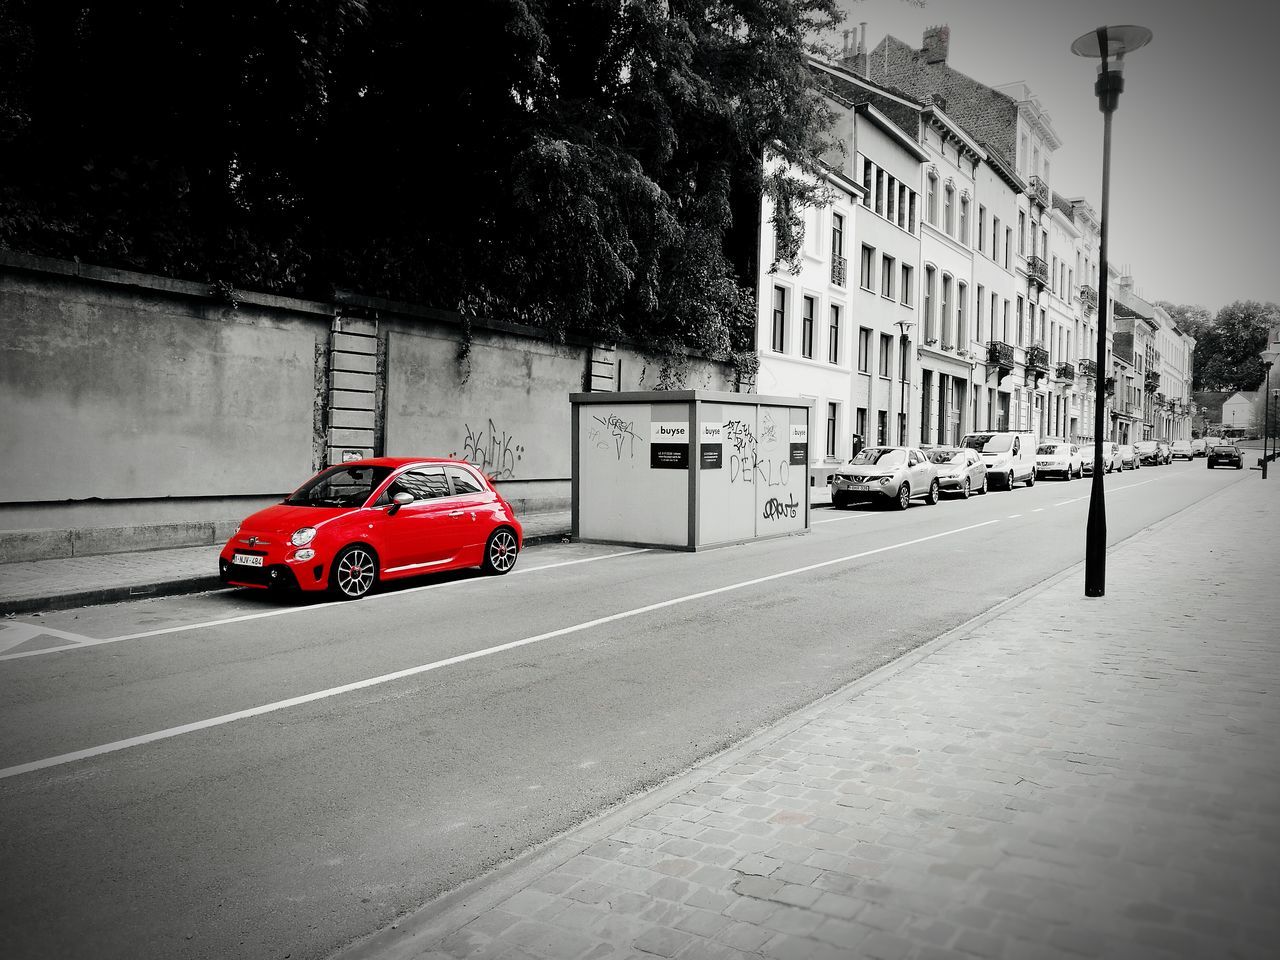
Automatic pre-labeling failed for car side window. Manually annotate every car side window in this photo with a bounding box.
[385,467,449,503]
[445,465,484,495]
[908,451,920,466]
[1012,437,1020,455]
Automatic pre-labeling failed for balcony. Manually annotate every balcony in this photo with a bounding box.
[1144,370,1160,393]
[986,340,1015,376]
[1026,255,1048,288]
[1079,285,1097,313]
[1028,175,1050,208]
[831,255,847,288]
[1078,358,1097,379]
[1056,361,1075,382]
[1103,375,1116,397]
[1026,343,1051,375]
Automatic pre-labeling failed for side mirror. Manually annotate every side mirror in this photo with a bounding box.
[388,491,414,515]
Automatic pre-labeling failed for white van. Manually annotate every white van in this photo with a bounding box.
[960,431,1038,490]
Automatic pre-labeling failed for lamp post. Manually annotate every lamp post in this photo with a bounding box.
[1072,24,1152,598]
[1261,343,1280,475]
[895,319,914,446]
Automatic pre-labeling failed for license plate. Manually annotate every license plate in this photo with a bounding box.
[852,484,872,491]
[233,553,264,567]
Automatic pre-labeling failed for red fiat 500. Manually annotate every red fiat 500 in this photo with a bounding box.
[219,458,523,599]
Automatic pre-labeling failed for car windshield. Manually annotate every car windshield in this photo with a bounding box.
[1213,445,1236,453]
[927,449,964,464]
[1135,441,1157,451]
[965,434,1011,453]
[850,447,906,467]
[1037,444,1066,455]
[284,465,393,507]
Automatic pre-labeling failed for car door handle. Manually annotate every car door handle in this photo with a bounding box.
[448,510,465,517]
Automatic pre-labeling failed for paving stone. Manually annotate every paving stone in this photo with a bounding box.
[631,926,691,958]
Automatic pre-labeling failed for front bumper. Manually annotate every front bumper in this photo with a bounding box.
[936,473,965,490]
[219,539,330,592]
[831,478,897,501]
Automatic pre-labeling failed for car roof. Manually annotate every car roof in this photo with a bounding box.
[336,457,476,469]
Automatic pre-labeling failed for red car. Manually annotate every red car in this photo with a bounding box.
[219,458,523,599]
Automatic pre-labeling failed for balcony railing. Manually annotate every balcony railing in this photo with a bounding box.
[1144,370,1160,393]
[831,255,847,288]
[1026,255,1048,287]
[986,340,1015,372]
[1028,175,1050,207]
[1056,361,1075,382]
[1079,285,1098,312]
[1078,358,1097,379]
[1026,343,1051,374]
[1103,375,1116,397]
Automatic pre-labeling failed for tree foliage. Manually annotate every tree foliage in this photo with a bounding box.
[1193,300,1278,393]
[0,0,846,373]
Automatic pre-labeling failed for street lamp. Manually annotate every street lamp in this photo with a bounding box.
[1072,24,1152,598]
[895,319,914,445]
[1262,341,1280,475]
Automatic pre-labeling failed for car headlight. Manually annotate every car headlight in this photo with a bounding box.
[879,476,893,485]
[294,548,316,561]
[290,526,317,547]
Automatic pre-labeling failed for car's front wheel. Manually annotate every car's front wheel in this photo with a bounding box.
[1026,470,1036,488]
[926,479,940,505]
[330,544,377,600]
[960,477,971,499]
[832,491,849,509]
[895,483,910,510]
[1207,462,1214,469]
[482,526,520,574]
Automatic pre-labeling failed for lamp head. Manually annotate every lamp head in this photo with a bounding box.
[1071,25,1153,60]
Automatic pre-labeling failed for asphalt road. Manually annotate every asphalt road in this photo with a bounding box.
[0,460,1246,960]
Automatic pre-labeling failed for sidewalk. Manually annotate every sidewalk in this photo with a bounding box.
[343,476,1280,960]
[0,510,572,615]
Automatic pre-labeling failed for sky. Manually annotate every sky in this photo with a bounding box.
[823,0,1280,315]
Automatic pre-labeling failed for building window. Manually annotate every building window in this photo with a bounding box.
[1006,228,1012,269]
[908,192,917,234]
[828,305,841,365]
[875,169,885,215]
[858,327,871,373]
[877,409,888,445]
[879,333,892,377]
[886,176,896,223]
[978,206,986,253]
[992,216,1001,263]
[1018,211,1026,255]
[944,184,955,234]
[856,407,867,447]
[801,295,815,358]
[861,158,873,205]
[1002,298,1010,343]
[940,275,952,347]
[860,245,875,291]
[959,196,969,245]
[898,184,908,229]
[826,402,838,458]
[957,281,968,347]
[831,212,844,260]
[881,254,895,300]
[771,286,786,352]
[924,265,935,341]
[976,284,985,343]
[901,264,914,306]
[1016,295,1025,346]
[926,171,938,225]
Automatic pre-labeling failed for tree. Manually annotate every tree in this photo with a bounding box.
[1196,301,1279,393]
[0,0,847,379]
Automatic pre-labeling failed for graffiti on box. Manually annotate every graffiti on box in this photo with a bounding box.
[723,417,792,488]
[761,493,798,521]
[590,413,643,460]
[451,418,524,479]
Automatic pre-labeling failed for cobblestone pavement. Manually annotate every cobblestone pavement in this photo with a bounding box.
[347,478,1280,960]
[0,511,572,613]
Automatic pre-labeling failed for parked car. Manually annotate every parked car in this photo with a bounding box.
[1207,444,1243,469]
[1191,438,1207,457]
[1034,441,1083,480]
[1156,440,1173,464]
[1171,440,1193,460]
[1134,440,1162,466]
[925,447,988,498]
[1080,441,1122,476]
[219,457,523,599]
[1117,445,1141,470]
[831,446,941,510]
[960,431,1038,490]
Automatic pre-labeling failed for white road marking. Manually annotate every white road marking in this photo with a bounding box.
[0,549,649,663]
[1055,500,1075,507]
[813,511,872,525]
[0,623,95,655]
[0,518,1001,781]
[1033,508,1045,513]
[1008,514,1022,519]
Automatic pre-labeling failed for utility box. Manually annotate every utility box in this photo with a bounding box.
[571,391,812,550]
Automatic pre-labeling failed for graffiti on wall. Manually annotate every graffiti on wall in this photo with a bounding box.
[723,417,791,487]
[761,493,798,520]
[590,413,643,460]
[451,418,524,479]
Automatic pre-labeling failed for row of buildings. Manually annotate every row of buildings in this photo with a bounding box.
[752,25,1195,481]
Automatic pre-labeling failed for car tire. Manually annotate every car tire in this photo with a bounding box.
[1207,462,1213,469]
[1006,471,1015,490]
[832,491,848,509]
[926,479,940,505]
[482,526,520,574]
[1026,470,1036,488]
[979,475,988,494]
[1075,465,1083,479]
[1236,462,1243,470]
[896,482,910,510]
[960,477,971,499]
[330,544,378,600]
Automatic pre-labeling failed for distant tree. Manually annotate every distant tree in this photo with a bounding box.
[0,0,850,380]
[1196,301,1278,392]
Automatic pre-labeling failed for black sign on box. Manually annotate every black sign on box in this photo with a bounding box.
[789,443,808,465]
[651,443,690,469]
[700,444,722,469]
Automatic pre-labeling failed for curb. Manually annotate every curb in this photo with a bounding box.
[0,529,573,616]
[330,472,1251,960]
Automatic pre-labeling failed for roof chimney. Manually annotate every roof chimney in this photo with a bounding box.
[858,22,867,56]
[841,22,869,76]
[922,24,950,65]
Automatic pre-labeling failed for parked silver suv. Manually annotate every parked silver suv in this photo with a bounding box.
[831,446,941,510]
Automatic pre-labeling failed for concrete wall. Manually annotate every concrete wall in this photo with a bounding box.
[0,253,738,561]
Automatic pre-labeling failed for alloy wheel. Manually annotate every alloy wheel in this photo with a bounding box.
[897,483,910,510]
[334,547,375,599]
[961,477,971,499]
[484,528,519,574]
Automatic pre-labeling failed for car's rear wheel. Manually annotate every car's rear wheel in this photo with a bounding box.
[482,526,519,574]
[330,544,377,600]
[960,477,971,499]
[926,479,940,505]
[1026,470,1036,488]
[896,483,910,510]
[1207,462,1213,469]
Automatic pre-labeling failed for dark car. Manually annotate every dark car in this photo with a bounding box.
[1207,444,1243,470]
[1134,440,1162,466]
